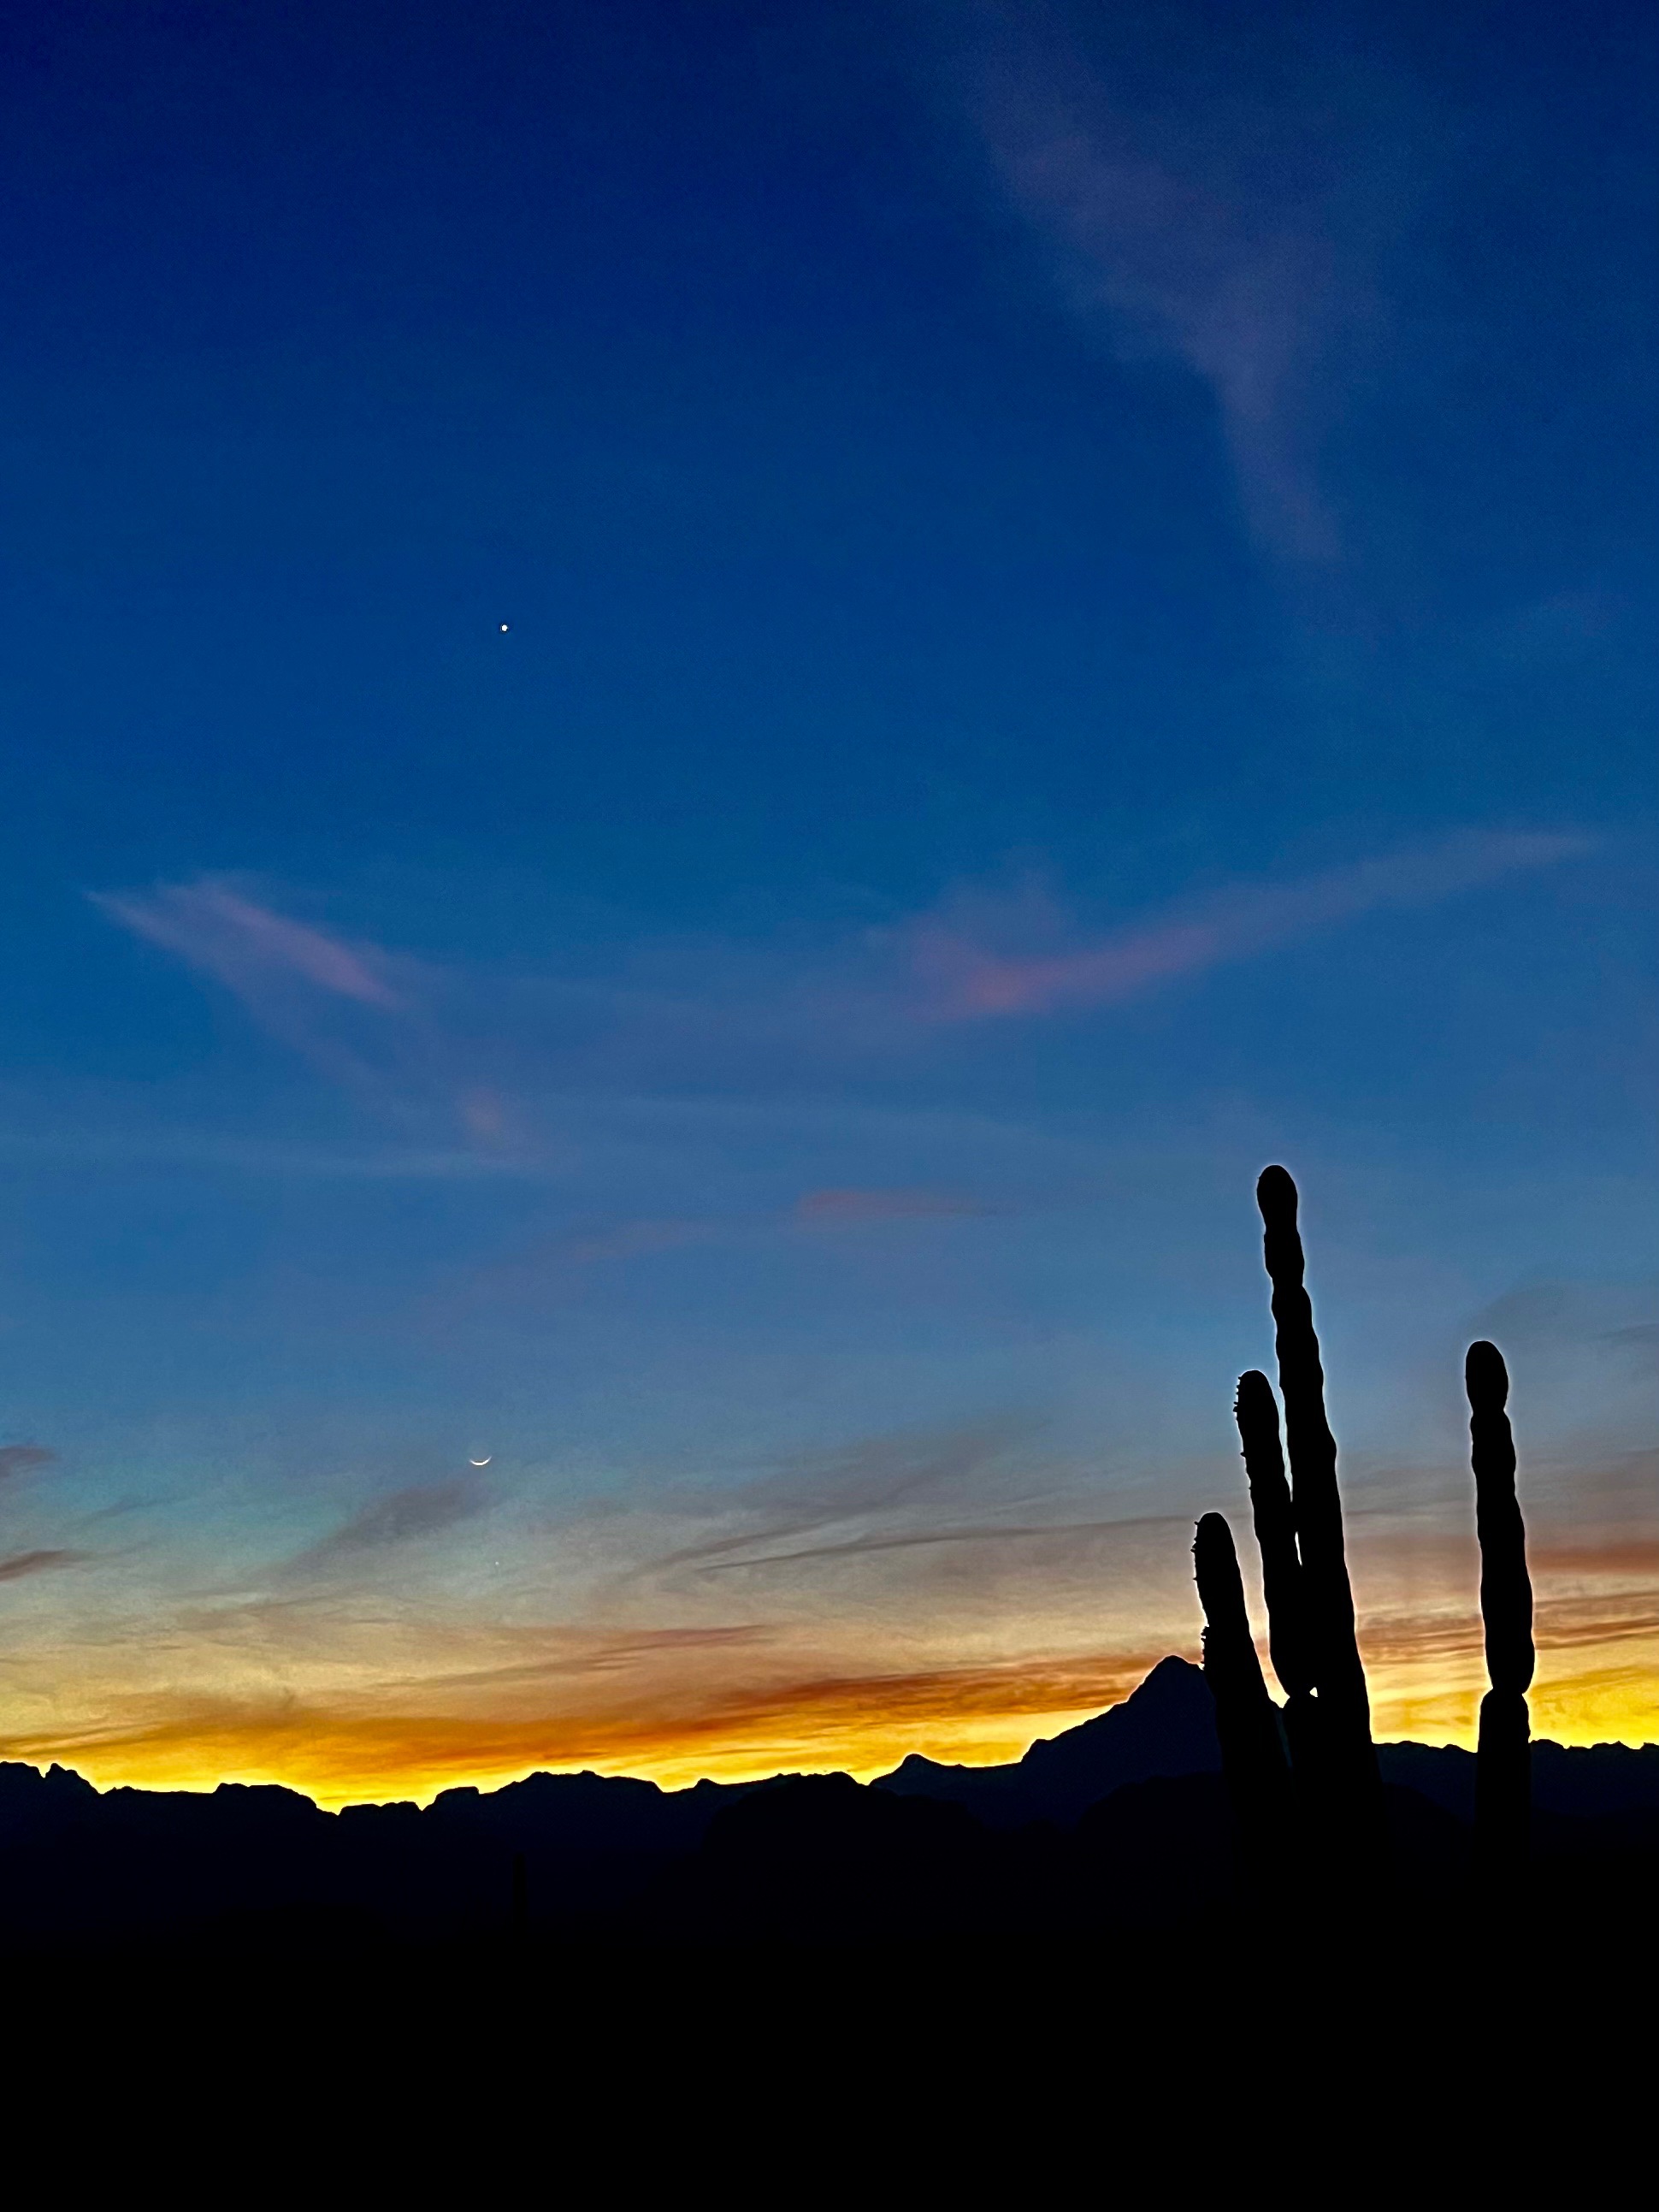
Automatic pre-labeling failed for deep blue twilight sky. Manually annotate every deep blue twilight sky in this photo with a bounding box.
[1,1,1656,1799]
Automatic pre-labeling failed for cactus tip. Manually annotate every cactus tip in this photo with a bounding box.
[1255,1163,1297,1219]
[1466,1339,1509,1407]
[1194,1510,1235,1562]
[1235,1368,1274,1412]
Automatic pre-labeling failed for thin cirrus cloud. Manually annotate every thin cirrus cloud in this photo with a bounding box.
[285,1477,492,1577]
[0,1548,88,1582]
[92,829,1590,1112]
[794,1187,990,1227]
[90,876,474,1130]
[92,879,402,1010]
[1,1448,1656,1801]
[683,1512,1187,1579]
[906,830,1591,1021]
[629,1416,1065,1582]
[0,1446,56,1482]
[957,3,1422,565]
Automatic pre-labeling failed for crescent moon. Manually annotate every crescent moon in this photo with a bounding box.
[469,1455,492,1468]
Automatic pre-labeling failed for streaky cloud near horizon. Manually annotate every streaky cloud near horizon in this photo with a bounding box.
[279,1474,495,1580]
[0,1446,56,1482]
[0,1407,1656,1806]
[0,1549,89,1585]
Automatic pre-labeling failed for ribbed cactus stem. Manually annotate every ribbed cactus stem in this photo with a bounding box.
[1194,1511,1290,1857]
[1467,1340,1532,1879]
[1255,1166,1381,1829]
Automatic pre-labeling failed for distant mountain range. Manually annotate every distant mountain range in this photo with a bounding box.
[873,1653,1225,1825]
[877,1656,1659,1828]
[3,1658,1656,1950]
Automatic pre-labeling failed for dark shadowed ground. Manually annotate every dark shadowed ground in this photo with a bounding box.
[1,1659,1651,2174]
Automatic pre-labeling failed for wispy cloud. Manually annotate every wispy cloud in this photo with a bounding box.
[90,831,1591,1129]
[629,1417,1078,1588]
[450,1188,1002,1316]
[90,876,514,1144]
[287,1477,491,1576]
[0,1127,549,1183]
[93,879,401,1010]
[906,830,1590,1020]
[954,2,1426,564]
[0,1446,56,1482]
[90,873,444,1127]
[0,1547,87,1582]
[1535,1539,1659,1579]
[688,1511,1186,1577]
[560,1218,722,1268]
[5,1455,1659,1802]
[794,1187,991,1227]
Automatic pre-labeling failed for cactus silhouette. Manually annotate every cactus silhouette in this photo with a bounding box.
[1255,1166,1382,1832]
[1194,1511,1290,1835]
[1194,1168,1384,1883]
[1191,1169,1557,1910]
[1467,1339,1532,1881]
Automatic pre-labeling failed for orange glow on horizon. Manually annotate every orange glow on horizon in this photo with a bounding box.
[0,1498,1652,1811]
[3,1612,1656,1812]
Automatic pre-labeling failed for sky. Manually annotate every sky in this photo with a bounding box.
[0,0,1656,1805]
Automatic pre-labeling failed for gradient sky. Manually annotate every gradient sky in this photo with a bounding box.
[1,0,1656,1804]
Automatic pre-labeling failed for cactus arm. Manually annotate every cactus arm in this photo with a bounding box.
[1194,1511,1290,1855]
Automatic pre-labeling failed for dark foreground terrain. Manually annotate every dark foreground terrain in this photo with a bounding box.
[4,1661,1651,2168]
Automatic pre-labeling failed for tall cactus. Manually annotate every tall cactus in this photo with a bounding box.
[1466,1340,1532,1880]
[1255,1166,1381,1830]
[1199,1169,1533,1902]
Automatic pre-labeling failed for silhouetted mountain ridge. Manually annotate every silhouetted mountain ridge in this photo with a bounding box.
[0,1657,1656,1948]
[873,1653,1222,1826]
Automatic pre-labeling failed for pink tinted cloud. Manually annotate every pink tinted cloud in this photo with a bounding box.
[909,830,1591,1022]
[794,1188,989,1227]
[90,877,463,1121]
[94,880,401,1010]
[459,1087,515,1148]
[564,1218,719,1266]
[0,1446,55,1482]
